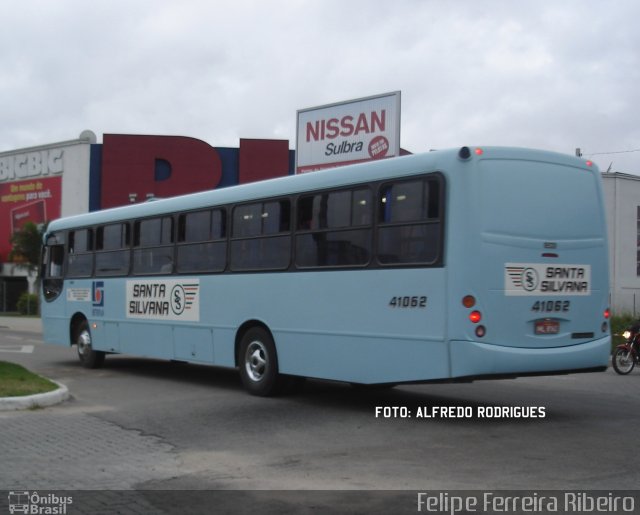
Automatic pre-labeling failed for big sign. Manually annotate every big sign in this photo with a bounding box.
[296,92,401,173]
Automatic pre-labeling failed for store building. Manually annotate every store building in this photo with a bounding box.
[0,132,95,309]
[602,172,640,315]
[0,131,294,310]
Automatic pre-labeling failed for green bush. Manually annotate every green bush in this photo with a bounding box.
[610,312,637,336]
[16,292,39,316]
[610,312,637,352]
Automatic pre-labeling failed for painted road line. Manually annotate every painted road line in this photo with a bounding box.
[0,345,35,354]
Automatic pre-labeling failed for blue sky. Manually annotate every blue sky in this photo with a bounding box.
[2,0,639,172]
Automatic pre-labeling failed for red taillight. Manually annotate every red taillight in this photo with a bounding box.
[462,295,476,308]
[586,160,594,167]
[458,147,484,159]
[464,295,484,333]
[604,308,610,319]
[469,311,482,324]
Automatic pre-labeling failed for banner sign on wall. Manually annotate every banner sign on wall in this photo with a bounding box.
[296,91,401,173]
[0,176,62,259]
[0,139,91,263]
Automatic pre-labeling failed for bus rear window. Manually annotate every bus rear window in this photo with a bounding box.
[480,161,603,240]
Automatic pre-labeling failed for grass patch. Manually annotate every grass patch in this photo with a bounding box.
[0,361,58,397]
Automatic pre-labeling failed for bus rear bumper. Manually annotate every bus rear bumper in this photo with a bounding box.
[449,336,610,378]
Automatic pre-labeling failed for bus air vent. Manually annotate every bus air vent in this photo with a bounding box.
[571,332,594,339]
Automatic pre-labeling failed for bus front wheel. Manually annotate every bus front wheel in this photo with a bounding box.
[75,320,105,369]
[238,327,280,396]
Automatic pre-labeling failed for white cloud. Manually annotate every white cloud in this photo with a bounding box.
[1,0,638,172]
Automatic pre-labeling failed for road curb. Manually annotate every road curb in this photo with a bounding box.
[0,381,69,411]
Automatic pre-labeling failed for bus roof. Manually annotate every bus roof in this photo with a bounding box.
[46,146,595,233]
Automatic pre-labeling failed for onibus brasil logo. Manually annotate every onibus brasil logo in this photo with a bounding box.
[8,491,73,514]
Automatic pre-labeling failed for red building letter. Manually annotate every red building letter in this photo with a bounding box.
[101,134,222,208]
[238,139,290,184]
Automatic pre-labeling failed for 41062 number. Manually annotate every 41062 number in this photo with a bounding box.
[531,300,570,312]
[389,296,427,309]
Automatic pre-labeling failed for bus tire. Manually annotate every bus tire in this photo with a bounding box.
[75,320,105,369]
[238,327,280,396]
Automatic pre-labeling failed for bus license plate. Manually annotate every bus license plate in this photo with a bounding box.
[535,319,560,335]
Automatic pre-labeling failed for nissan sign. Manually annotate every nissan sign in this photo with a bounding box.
[296,91,401,173]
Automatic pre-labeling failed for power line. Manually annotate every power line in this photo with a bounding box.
[586,148,640,156]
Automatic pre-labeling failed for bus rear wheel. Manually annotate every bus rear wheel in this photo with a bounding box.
[238,327,280,396]
[75,320,105,369]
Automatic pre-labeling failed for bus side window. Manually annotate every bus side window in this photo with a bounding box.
[47,245,64,278]
[230,200,291,271]
[297,197,314,230]
[177,209,227,273]
[133,217,174,275]
[67,229,93,278]
[295,188,372,268]
[377,178,442,265]
[95,223,131,276]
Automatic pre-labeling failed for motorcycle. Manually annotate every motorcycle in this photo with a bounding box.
[612,323,640,375]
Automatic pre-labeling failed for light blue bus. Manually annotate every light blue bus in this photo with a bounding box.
[40,146,611,396]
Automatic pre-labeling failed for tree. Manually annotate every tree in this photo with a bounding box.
[8,221,44,273]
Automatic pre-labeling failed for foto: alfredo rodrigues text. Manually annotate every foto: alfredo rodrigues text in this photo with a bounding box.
[374,405,546,419]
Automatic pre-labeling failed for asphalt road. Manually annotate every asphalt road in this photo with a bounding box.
[1,322,639,513]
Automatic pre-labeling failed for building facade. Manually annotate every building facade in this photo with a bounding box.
[0,133,95,309]
[0,132,294,310]
[602,172,640,315]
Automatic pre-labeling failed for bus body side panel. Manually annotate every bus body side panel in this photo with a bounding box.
[41,312,70,346]
[205,269,449,384]
[52,267,448,384]
[82,277,212,362]
[276,270,448,384]
[173,326,215,363]
[43,281,90,346]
